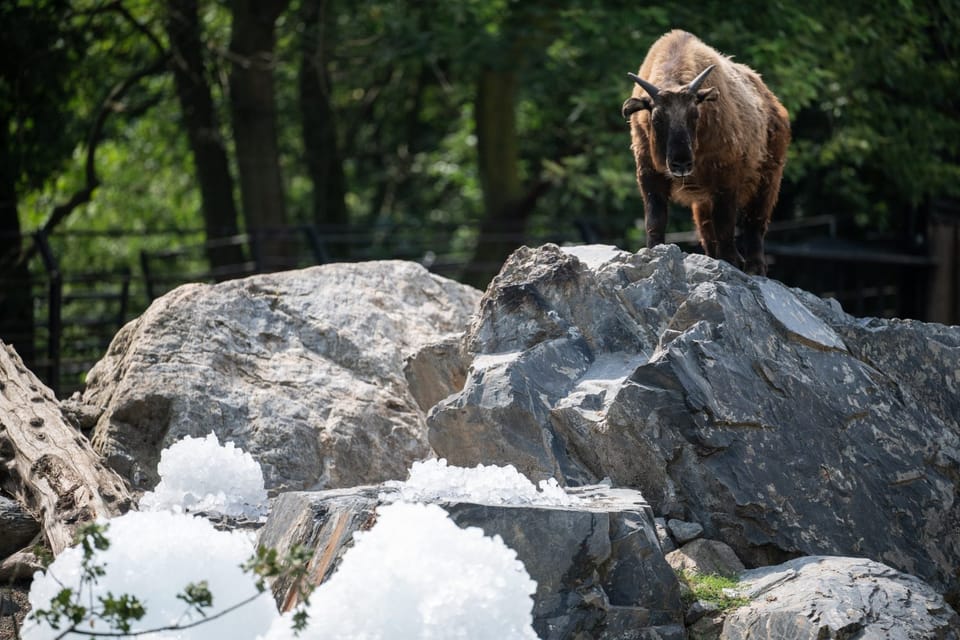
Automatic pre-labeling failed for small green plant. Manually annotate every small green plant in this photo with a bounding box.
[28,522,315,638]
[677,570,750,612]
[31,523,150,637]
[242,543,315,633]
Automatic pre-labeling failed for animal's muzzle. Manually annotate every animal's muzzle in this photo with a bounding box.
[668,158,694,177]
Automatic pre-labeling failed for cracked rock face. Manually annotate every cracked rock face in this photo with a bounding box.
[82,261,481,492]
[427,244,960,602]
[722,556,960,639]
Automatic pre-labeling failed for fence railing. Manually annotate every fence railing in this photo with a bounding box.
[2,215,944,398]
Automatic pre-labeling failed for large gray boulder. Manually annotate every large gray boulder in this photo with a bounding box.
[428,243,960,602]
[723,556,960,639]
[257,484,684,640]
[82,261,480,491]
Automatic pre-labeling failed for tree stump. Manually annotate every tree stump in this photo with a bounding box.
[0,342,132,555]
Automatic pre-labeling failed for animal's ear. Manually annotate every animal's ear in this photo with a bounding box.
[622,96,652,119]
[696,87,718,103]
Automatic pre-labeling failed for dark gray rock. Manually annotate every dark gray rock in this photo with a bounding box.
[685,599,721,625]
[257,484,684,640]
[667,518,703,544]
[0,496,39,559]
[722,556,960,639]
[654,517,677,554]
[689,613,724,640]
[60,394,102,435]
[427,243,960,602]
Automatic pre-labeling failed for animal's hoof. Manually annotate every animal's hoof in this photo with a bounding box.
[744,260,767,276]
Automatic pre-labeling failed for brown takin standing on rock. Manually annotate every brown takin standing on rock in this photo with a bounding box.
[622,30,790,275]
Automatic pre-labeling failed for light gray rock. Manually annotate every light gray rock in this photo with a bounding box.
[82,261,481,491]
[667,518,703,544]
[722,556,960,639]
[403,334,471,413]
[427,243,960,602]
[666,539,745,577]
[257,484,684,640]
[0,549,43,583]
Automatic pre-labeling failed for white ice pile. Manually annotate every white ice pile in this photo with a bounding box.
[385,457,581,507]
[139,432,268,519]
[260,502,539,640]
[21,511,277,640]
[25,439,544,639]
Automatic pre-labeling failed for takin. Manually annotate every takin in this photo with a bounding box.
[622,30,790,275]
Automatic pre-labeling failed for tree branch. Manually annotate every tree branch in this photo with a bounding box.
[27,55,170,250]
[112,2,167,57]
[51,590,269,639]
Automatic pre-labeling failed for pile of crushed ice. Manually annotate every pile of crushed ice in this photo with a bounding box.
[139,432,268,519]
[385,458,581,506]
[22,511,276,640]
[261,502,538,639]
[23,435,547,639]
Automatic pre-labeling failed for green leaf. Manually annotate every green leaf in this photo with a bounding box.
[177,580,214,616]
[98,592,147,633]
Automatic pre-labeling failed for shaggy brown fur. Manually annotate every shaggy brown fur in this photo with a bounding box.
[623,30,790,274]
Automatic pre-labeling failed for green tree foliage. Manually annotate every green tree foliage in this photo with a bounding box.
[5,0,959,301]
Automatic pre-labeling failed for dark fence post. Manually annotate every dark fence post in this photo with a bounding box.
[303,224,330,264]
[140,249,156,301]
[927,199,960,324]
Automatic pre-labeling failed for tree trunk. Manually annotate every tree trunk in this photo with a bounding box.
[229,0,292,271]
[0,342,132,555]
[463,69,547,288]
[166,0,246,278]
[299,0,348,260]
[0,116,34,369]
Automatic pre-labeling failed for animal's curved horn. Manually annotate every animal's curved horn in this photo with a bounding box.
[687,64,716,93]
[628,72,659,99]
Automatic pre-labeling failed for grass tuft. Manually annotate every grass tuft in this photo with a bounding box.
[677,570,750,612]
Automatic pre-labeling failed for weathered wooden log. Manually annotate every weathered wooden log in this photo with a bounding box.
[0,342,132,555]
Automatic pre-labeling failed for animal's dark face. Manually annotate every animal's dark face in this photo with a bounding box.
[622,65,718,178]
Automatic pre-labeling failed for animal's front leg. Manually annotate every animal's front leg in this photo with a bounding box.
[640,173,670,248]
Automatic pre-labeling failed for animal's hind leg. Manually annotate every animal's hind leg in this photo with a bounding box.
[739,219,767,276]
[741,169,784,276]
[742,101,790,276]
[693,195,743,269]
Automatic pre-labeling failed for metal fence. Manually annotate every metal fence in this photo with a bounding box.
[2,216,943,398]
